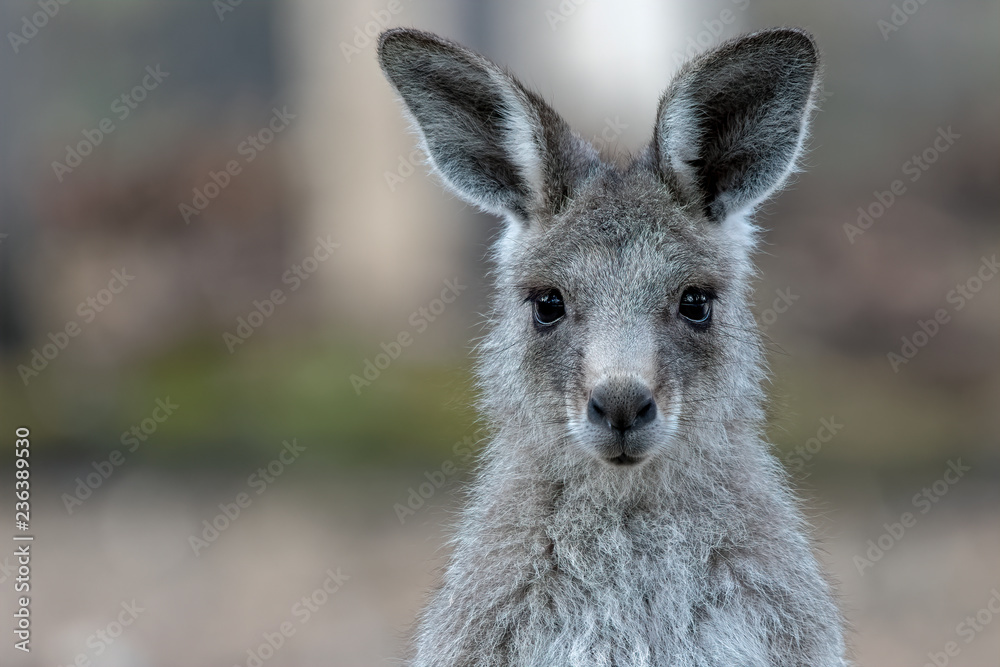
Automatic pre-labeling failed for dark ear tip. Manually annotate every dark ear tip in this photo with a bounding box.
[745,27,819,67]
[377,28,446,67]
[377,27,404,49]
[775,27,819,61]
[376,28,416,64]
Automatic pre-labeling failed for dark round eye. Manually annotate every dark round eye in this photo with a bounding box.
[532,289,565,327]
[678,287,712,325]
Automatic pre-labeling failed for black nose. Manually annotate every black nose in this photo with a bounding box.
[587,381,657,434]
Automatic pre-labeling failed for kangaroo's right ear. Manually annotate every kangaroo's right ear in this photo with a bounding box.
[377,28,596,228]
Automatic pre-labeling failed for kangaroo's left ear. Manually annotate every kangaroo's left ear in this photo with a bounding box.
[653,28,820,232]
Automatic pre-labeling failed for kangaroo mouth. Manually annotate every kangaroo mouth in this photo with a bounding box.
[597,434,651,465]
[605,452,644,466]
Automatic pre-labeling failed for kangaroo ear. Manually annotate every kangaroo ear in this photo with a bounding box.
[378,28,595,228]
[654,28,820,230]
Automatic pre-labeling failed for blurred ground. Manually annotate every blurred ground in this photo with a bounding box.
[1,465,998,667]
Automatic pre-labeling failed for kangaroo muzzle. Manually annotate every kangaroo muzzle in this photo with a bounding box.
[587,379,657,434]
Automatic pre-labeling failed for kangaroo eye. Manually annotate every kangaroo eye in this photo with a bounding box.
[678,287,712,325]
[532,289,565,327]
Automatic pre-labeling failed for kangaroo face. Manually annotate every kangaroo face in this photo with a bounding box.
[378,27,818,466]
[493,168,757,464]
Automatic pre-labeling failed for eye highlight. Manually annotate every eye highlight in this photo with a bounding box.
[678,287,713,325]
[531,289,565,327]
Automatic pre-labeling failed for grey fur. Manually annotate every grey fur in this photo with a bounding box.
[378,27,847,667]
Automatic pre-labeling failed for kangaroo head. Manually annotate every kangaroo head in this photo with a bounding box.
[378,28,819,468]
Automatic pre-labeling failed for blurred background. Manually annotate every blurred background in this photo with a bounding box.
[0,0,998,665]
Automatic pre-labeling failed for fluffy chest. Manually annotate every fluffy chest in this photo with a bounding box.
[520,499,719,624]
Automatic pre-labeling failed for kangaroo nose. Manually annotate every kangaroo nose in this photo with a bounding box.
[587,380,657,433]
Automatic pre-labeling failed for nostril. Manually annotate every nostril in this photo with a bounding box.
[633,396,656,429]
[587,392,607,426]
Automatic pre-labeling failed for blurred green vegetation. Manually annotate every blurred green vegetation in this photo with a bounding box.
[767,353,995,468]
[5,329,992,472]
[2,333,478,467]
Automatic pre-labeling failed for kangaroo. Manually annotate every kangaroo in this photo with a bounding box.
[377,27,847,667]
